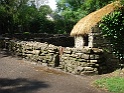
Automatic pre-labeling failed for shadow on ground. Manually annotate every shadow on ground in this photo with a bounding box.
[0,49,20,59]
[0,78,49,93]
[0,49,11,56]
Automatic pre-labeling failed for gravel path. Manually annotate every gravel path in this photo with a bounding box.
[0,50,110,93]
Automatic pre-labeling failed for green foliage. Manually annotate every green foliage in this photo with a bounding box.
[56,0,113,21]
[39,5,52,15]
[1,0,120,34]
[56,0,114,33]
[83,0,113,14]
[0,0,57,34]
[23,32,30,35]
[0,0,29,34]
[94,77,124,93]
[99,8,124,64]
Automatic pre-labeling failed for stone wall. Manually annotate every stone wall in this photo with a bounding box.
[8,40,60,67]
[2,33,74,47]
[60,47,119,75]
[60,48,105,75]
[90,25,111,49]
[0,39,119,75]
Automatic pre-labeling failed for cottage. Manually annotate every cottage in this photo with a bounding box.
[70,2,120,48]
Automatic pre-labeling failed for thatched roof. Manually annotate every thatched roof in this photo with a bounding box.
[70,2,120,36]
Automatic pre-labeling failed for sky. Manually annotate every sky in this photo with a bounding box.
[34,0,57,10]
[47,0,57,10]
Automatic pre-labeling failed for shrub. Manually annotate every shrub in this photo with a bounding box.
[99,8,124,68]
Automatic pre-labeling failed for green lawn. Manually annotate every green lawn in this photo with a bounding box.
[94,77,124,93]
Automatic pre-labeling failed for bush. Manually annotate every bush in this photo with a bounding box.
[99,8,124,67]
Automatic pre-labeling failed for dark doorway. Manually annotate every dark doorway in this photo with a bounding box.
[83,34,88,46]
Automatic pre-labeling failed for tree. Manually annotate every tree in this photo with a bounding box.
[55,0,114,33]
[28,5,54,33]
[56,0,114,20]
[18,4,38,32]
[0,0,55,34]
[0,0,29,34]
[56,0,86,21]
[0,5,7,34]
[35,0,49,8]
[83,0,113,14]
[38,5,52,16]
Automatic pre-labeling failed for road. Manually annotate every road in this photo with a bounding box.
[0,50,109,93]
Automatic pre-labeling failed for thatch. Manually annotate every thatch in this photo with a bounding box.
[70,1,120,36]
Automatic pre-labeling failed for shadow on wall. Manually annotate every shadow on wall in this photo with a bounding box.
[0,78,50,93]
[98,52,120,75]
[1,33,74,47]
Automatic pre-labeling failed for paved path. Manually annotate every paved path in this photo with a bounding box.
[0,50,109,93]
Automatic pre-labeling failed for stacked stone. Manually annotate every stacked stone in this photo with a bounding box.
[91,25,112,49]
[1,39,117,75]
[2,33,74,47]
[60,47,104,75]
[8,40,59,67]
[0,37,10,49]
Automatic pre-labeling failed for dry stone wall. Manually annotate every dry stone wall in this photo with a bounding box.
[60,47,107,75]
[9,40,60,67]
[0,38,119,75]
[2,33,74,47]
[91,25,111,49]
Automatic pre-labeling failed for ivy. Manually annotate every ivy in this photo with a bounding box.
[99,8,124,68]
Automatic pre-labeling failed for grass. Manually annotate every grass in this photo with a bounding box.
[94,76,124,93]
